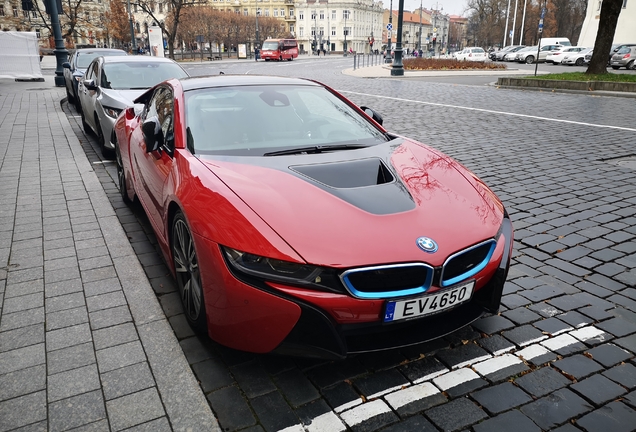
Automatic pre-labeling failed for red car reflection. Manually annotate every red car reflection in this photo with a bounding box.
[113,75,513,359]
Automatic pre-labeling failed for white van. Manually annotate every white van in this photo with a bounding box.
[539,37,571,48]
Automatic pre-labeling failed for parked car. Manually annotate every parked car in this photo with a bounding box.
[517,44,562,64]
[113,75,514,358]
[610,45,636,69]
[562,47,593,66]
[494,45,524,61]
[546,46,587,64]
[608,43,636,64]
[62,48,127,108]
[456,47,487,61]
[509,46,536,62]
[77,56,188,156]
[584,49,594,64]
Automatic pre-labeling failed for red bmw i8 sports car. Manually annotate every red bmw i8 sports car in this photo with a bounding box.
[113,75,514,359]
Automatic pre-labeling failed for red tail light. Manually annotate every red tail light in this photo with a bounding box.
[469,53,472,57]
[623,53,631,59]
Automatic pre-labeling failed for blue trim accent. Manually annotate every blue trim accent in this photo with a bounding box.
[416,236,438,253]
[341,264,434,299]
[441,241,497,287]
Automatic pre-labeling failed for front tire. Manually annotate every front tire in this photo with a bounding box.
[611,66,620,70]
[114,134,133,204]
[525,56,534,64]
[80,104,91,134]
[575,58,584,66]
[172,212,208,334]
[95,115,112,158]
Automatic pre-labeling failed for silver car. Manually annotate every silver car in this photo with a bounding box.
[77,56,189,156]
[610,46,636,69]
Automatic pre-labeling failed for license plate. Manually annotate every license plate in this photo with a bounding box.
[383,281,475,322]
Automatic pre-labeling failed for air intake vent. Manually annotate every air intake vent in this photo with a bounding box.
[291,158,394,188]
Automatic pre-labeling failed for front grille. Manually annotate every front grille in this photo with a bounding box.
[441,240,496,287]
[340,263,434,299]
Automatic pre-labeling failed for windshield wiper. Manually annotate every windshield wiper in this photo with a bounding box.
[264,144,368,156]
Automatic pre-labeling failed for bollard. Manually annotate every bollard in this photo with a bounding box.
[353,54,356,70]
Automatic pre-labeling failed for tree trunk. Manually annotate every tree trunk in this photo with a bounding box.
[585,0,623,74]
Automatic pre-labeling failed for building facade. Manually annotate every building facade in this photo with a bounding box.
[294,0,383,54]
[382,9,432,53]
[578,0,635,47]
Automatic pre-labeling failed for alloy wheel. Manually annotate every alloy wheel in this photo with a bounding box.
[172,214,207,333]
[115,139,131,204]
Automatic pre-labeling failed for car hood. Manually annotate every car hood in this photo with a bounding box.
[197,139,504,268]
[100,89,146,109]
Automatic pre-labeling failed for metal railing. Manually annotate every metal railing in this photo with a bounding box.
[352,53,384,70]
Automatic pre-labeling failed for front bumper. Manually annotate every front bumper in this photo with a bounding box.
[194,217,513,359]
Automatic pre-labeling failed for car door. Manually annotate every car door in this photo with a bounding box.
[131,86,176,236]
[79,61,99,127]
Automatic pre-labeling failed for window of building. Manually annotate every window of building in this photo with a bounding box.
[289,24,294,33]
[136,22,140,32]
[344,27,350,36]
[32,9,37,17]
[289,8,293,16]
[319,27,324,35]
[244,8,248,15]
[85,11,90,22]
[274,9,278,16]
[311,27,315,36]
[159,2,163,13]
[23,9,28,17]
[134,4,138,12]
[13,5,19,17]
[280,8,284,16]
[331,10,336,19]
[331,26,336,36]
[299,27,304,36]
[264,8,269,16]
[0,5,4,16]
[298,10,303,19]
[319,10,324,19]
[343,10,349,19]
[311,10,316,19]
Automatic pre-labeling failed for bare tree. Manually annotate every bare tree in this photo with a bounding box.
[104,0,131,47]
[135,0,207,59]
[586,0,623,74]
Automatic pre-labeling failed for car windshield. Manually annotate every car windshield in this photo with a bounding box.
[101,62,188,90]
[77,51,124,68]
[262,41,279,50]
[616,47,631,54]
[185,85,388,156]
[471,48,485,53]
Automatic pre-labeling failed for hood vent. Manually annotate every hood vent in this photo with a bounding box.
[291,158,394,189]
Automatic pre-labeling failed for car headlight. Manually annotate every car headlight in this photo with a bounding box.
[222,246,345,293]
[103,106,122,119]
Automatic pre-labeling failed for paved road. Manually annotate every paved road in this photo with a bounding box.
[66,57,636,432]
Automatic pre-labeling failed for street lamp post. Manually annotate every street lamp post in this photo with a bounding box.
[45,0,68,86]
[390,0,404,75]
[385,0,393,62]
[343,10,347,56]
[417,0,422,51]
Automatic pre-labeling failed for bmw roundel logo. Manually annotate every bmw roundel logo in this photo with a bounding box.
[416,237,438,253]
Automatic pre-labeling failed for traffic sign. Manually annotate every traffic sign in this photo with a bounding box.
[433,27,437,32]
[386,23,393,31]
[540,7,546,18]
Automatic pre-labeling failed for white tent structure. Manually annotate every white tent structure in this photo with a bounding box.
[0,32,43,80]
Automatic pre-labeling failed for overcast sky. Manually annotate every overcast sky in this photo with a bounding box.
[399,0,469,17]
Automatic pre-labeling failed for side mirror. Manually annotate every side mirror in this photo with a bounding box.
[62,62,71,69]
[360,106,383,126]
[142,116,163,152]
[83,79,97,91]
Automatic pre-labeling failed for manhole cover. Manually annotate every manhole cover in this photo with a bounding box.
[604,155,636,170]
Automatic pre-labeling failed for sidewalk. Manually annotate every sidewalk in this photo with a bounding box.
[0,76,218,431]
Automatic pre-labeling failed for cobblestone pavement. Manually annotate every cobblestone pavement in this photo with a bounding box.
[12,56,636,432]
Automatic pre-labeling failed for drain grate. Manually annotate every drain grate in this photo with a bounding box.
[603,155,636,170]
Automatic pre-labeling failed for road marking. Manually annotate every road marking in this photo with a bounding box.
[305,411,347,432]
[516,343,551,361]
[472,353,522,377]
[334,398,363,414]
[433,367,480,390]
[519,335,548,346]
[541,333,579,351]
[339,90,636,133]
[368,383,410,400]
[570,326,607,342]
[340,399,392,427]
[385,382,439,410]
[413,367,449,384]
[453,354,492,369]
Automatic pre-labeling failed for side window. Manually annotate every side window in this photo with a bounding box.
[84,63,95,80]
[145,87,175,153]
